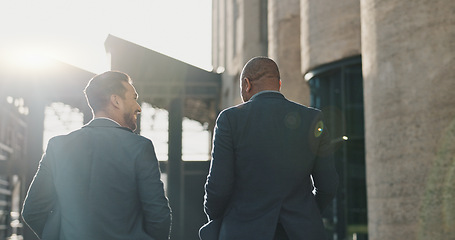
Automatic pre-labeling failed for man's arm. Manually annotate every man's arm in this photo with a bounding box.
[203,112,235,220]
[136,140,172,240]
[311,114,339,212]
[22,150,57,239]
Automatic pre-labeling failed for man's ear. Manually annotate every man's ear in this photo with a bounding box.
[110,95,121,109]
[245,78,252,92]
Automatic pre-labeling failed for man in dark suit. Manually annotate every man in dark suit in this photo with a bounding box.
[200,57,339,240]
[22,71,171,240]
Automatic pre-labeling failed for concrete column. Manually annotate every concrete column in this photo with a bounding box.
[212,0,226,72]
[300,0,361,72]
[268,0,309,105]
[361,0,455,239]
[215,0,269,109]
[167,97,183,239]
[242,0,268,62]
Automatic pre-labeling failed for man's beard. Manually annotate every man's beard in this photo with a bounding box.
[124,112,137,131]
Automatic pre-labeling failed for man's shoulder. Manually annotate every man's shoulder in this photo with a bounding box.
[132,133,153,145]
[217,98,323,120]
[48,124,151,145]
[216,102,251,120]
[223,102,247,113]
[101,127,153,146]
[286,99,321,113]
[47,128,81,145]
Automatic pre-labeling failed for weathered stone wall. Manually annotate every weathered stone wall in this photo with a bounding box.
[361,0,455,239]
[300,0,361,73]
[268,0,310,105]
[212,0,267,109]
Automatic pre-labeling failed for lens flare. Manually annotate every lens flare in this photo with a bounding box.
[314,120,324,137]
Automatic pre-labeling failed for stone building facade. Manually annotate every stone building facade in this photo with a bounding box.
[212,0,455,239]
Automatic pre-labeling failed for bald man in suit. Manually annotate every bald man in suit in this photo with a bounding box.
[200,57,338,240]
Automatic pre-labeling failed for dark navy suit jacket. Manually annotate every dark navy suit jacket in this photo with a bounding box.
[201,92,338,240]
[22,118,171,240]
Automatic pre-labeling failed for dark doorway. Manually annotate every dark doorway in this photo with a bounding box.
[307,56,368,240]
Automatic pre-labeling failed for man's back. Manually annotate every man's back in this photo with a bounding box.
[203,92,338,240]
[22,119,171,240]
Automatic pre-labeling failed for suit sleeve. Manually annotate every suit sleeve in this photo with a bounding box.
[203,112,235,220]
[136,140,172,240]
[22,144,57,239]
[311,112,339,212]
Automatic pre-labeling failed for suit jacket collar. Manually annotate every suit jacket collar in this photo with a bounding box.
[83,118,133,132]
[249,91,285,102]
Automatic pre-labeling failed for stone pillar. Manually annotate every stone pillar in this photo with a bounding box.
[213,0,269,109]
[300,0,361,72]
[361,0,455,239]
[268,0,309,105]
[167,97,183,239]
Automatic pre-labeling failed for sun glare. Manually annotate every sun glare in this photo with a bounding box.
[21,53,50,67]
[5,48,53,70]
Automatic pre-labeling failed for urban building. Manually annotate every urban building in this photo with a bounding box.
[0,1,453,240]
[212,0,455,239]
[0,59,95,239]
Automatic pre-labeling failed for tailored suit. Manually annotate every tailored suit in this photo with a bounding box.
[201,92,339,240]
[22,118,171,240]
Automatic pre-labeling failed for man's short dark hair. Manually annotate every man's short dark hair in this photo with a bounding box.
[240,56,280,82]
[84,71,132,113]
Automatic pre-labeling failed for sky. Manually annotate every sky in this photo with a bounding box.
[1,0,213,160]
[1,0,213,73]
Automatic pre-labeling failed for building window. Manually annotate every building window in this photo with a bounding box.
[306,56,368,240]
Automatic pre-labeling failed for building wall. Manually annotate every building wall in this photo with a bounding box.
[0,96,35,239]
[268,0,310,105]
[361,0,455,239]
[212,0,268,109]
[212,0,455,238]
[300,0,361,73]
[214,0,362,108]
